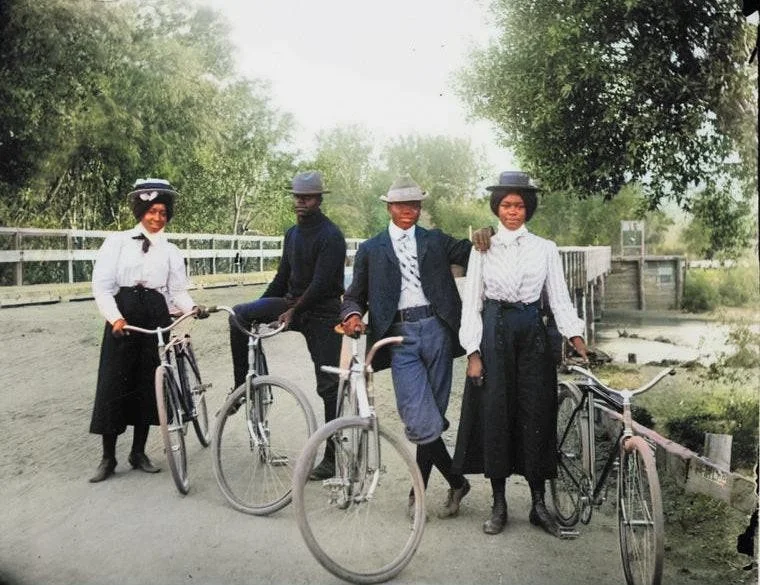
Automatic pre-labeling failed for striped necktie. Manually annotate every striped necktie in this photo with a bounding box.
[397,233,421,291]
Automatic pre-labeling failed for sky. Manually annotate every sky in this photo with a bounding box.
[203,0,515,173]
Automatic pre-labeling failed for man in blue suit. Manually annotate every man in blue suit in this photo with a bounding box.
[341,175,472,519]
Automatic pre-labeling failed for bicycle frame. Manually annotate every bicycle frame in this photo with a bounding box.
[124,310,199,414]
[322,335,402,503]
[213,305,286,458]
[555,365,674,525]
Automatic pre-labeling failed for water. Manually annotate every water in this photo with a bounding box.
[593,310,739,366]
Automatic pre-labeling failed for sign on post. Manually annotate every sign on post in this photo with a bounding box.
[621,220,645,256]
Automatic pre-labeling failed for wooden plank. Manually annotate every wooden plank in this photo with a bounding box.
[597,404,756,514]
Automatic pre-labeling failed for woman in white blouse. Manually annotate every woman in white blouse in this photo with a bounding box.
[452,171,587,536]
[89,179,206,483]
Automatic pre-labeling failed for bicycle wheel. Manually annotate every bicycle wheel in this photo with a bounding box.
[550,381,586,527]
[292,416,426,584]
[176,339,210,447]
[155,366,189,494]
[212,375,316,515]
[618,435,664,585]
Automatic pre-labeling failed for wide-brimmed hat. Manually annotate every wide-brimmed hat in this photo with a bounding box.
[485,171,540,193]
[289,171,330,195]
[128,178,177,222]
[380,175,427,202]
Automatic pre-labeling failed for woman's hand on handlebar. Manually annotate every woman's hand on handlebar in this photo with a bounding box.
[569,336,588,362]
[111,318,128,337]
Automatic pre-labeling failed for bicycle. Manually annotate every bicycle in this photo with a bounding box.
[210,305,317,516]
[550,363,676,585]
[123,308,211,495]
[292,330,426,585]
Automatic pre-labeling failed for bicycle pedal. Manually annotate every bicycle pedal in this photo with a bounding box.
[558,528,580,539]
[269,456,288,466]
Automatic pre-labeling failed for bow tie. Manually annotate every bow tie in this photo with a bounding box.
[132,233,151,253]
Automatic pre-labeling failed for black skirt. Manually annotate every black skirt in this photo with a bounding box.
[451,299,558,482]
[89,287,171,435]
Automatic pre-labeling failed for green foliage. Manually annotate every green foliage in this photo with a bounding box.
[306,131,490,239]
[460,0,758,258]
[529,183,673,251]
[682,270,721,312]
[682,266,760,313]
[381,134,490,230]
[0,0,295,234]
[632,362,758,472]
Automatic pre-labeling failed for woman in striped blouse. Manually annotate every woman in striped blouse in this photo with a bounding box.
[452,171,588,537]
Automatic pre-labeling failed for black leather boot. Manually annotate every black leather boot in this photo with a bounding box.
[89,458,116,483]
[483,497,508,535]
[529,487,561,537]
[128,452,160,473]
[309,440,335,481]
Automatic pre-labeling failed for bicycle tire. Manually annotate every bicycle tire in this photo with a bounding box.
[618,435,664,585]
[292,416,426,584]
[550,381,587,527]
[155,366,189,494]
[177,339,210,447]
[212,375,316,515]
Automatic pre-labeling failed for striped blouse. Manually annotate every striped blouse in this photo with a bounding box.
[459,223,585,356]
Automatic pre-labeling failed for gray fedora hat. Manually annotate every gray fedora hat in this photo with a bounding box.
[380,175,427,202]
[485,170,540,192]
[289,171,330,195]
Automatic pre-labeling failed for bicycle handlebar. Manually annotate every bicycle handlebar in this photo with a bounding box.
[564,364,675,397]
[207,305,286,339]
[321,334,403,377]
[365,336,403,372]
[123,309,199,335]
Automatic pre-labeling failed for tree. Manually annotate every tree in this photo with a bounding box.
[307,125,386,238]
[381,134,490,236]
[460,0,757,256]
[0,0,296,234]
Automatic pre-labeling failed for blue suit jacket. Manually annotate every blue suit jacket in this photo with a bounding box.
[341,225,472,370]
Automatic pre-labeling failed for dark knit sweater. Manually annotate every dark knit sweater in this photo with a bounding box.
[263,210,346,313]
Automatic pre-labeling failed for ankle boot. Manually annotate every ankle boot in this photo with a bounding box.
[529,488,560,537]
[483,497,508,535]
[89,457,116,483]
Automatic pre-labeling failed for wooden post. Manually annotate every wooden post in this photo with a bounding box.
[66,233,74,284]
[637,257,646,311]
[14,231,23,285]
[704,433,733,471]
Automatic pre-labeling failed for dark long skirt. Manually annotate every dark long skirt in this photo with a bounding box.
[452,299,558,482]
[89,286,171,436]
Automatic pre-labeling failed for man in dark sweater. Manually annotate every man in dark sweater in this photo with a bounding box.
[229,171,346,479]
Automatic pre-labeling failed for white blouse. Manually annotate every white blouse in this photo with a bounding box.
[459,223,585,355]
[92,225,195,324]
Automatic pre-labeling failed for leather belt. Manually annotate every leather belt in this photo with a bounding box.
[486,299,540,311]
[394,305,434,323]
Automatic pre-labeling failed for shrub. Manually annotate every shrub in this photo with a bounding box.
[682,270,719,312]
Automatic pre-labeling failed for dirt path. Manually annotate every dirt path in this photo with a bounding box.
[0,286,753,585]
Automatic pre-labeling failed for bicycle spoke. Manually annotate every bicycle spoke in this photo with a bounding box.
[618,437,664,585]
[293,417,425,584]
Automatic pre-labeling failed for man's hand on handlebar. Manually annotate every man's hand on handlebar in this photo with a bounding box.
[194,304,210,319]
[342,315,366,338]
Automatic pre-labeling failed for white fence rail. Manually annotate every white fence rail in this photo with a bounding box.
[0,227,362,286]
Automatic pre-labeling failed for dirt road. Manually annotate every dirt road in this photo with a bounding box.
[0,285,750,585]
